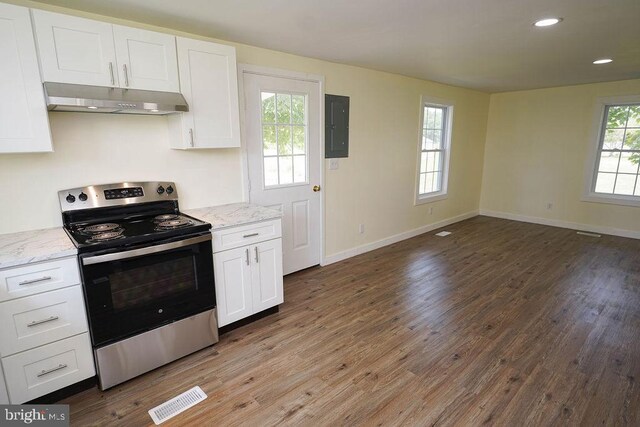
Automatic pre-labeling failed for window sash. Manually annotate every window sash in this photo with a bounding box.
[592,103,640,198]
[418,105,448,196]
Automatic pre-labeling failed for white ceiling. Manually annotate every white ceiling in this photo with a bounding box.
[32,0,640,92]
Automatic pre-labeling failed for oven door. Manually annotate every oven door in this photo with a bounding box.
[80,233,215,347]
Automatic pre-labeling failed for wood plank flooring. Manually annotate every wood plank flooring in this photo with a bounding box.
[60,216,640,426]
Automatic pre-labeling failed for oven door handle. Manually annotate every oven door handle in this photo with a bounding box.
[82,234,212,266]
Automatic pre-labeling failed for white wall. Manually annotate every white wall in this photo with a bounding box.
[0,113,243,233]
[1,0,490,261]
[481,78,640,236]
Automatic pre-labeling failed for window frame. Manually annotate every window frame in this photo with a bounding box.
[415,96,454,205]
[583,95,640,208]
[259,90,310,190]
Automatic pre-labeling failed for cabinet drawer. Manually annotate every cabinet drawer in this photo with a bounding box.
[212,219,282,253]
[2,333,95,404]
[0,257,80,302]
[0,286,88,356]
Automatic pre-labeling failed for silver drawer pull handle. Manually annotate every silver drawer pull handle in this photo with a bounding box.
[27,316,59,327]
[37,364,67,377]
[19,276,52,286]
[243,233,259,238]
[254,246,259,263]
[245,248,250,265]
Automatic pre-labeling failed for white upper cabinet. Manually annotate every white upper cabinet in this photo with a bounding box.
[169,37,241,149]
[112,25,179,92]
[0,3,52,153]
[32,10,119,87]
[31,11,179,92]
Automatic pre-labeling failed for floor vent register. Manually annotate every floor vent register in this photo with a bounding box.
[148,386,208,425]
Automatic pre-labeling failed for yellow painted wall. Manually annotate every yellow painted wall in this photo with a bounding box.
[481,79,640,234]
[0,0,490,259]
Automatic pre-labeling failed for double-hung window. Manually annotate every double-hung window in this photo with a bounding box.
[416,97,453,204]
[585,98,640,207]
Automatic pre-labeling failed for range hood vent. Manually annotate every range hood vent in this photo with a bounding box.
[44,82,189,115]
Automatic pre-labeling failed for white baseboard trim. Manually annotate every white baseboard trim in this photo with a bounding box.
[322,210,479,266]
[479,209,640,240]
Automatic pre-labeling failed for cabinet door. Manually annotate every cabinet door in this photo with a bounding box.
[251,239,284,313]
[0,4,52,153]
[32,10,118,87]
[213,246,253,327]
[113,25,179,92]
[173,37,240,148]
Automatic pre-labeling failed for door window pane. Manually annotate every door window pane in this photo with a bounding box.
[292,126,305,154]
[293,155,306,183]
[262,92,275,123]
[277,126,292,155]
[276,94,291,124]
[262,125,276,156]
[292,95,305,124]
[279,156,293,185]
[264,157,278,186]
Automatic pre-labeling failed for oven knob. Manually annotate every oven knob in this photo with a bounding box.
[166,185,174,194]
[78,192,88,202]
[65,193,76,203]
[157,185,165,194]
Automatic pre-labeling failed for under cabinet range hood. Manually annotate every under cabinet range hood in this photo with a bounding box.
[44,82,189,115]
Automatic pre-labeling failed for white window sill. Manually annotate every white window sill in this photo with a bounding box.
[415,192,448,206]
[582,193,640,208]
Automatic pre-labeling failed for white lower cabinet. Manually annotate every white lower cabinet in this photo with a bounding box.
[2,333,95,404]
[251,239,284,313]
[213,221,284,327]
[0,256,95,403]
[213,246,254,325]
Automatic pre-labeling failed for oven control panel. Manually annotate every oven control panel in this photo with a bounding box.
[58,181,179,212]
[104,187,144,200]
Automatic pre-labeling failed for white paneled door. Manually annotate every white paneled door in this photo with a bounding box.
[243,71,321,275]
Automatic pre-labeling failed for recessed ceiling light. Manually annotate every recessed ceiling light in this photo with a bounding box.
[593,58,613,64]
[534,17,562,27]
[87,106,98,109]
[150,109,159,113]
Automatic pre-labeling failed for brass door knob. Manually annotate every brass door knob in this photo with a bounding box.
[313,185,321,192]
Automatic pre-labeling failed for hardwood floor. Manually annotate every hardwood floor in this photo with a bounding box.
[61,216,640,426]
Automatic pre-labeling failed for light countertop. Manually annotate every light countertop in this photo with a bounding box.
[0,227,77,270]
[0,203,280,269]
[185,202,282,230]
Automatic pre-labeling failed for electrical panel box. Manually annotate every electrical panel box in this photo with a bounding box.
[325,94,349,158]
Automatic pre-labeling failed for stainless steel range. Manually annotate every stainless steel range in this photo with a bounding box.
[59,181,218,390]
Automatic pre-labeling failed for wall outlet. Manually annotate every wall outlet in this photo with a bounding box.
[358,224,365,234]
[546,202,553,210]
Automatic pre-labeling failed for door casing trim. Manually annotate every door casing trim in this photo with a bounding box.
[237,63,326,268]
